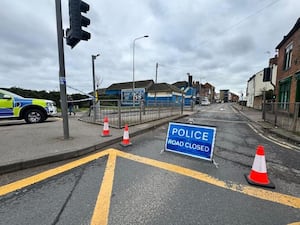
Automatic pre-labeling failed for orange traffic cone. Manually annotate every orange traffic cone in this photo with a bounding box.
[245,145,275,188]
[120,124,132,146]
[101,117,111,137]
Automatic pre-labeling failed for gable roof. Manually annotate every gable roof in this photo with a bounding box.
[172,81,188,88]
[276,18,300,49]
[106,80,154,90]
[148,83,183,93]
[203,82,215,89]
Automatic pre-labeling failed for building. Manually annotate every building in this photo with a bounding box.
[230,92,239,102]
[246,69,275,109]
[105,80,154,105]
[269,55,278,89]
[173,79,196,106]
[105,79,183,106]
[219,89,229,102]
[147,83,183,105]
[275,18,300,115]
[201,83,215,103]
[246,75,255,107]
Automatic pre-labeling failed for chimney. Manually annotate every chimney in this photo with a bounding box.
[187,73,193,87]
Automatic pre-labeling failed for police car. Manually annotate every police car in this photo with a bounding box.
[0,89,57,123]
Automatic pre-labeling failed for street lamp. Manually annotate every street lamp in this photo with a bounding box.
[92,53,100,122]
[132,35,149,107]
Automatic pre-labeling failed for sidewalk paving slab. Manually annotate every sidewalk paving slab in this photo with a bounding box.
[0,113,192,174]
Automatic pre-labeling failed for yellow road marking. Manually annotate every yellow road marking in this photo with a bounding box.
[91,150,116,225]
[0,148,299,225]
[115,149,300,209]
[288,223,300,225]
[0,149,112,196]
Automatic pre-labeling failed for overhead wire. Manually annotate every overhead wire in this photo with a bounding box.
[217,0,282,35]
[165,0,282,75]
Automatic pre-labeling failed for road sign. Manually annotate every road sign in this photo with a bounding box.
[165,122,216,161]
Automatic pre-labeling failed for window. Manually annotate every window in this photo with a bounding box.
[284,43,293,70]
[279,78,291,110]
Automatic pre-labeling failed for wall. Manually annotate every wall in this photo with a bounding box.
[246,76,255,107]
[276,28,300,113]
[255,70,274,96]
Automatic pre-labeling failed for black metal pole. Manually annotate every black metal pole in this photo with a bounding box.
[155,62,158,105]
[262,90,266,121]
[92,55,96,123]
[55,0,69,139]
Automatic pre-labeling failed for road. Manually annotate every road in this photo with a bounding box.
[0,103,299,225]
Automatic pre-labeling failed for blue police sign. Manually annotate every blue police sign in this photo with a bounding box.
[165,122,216,161]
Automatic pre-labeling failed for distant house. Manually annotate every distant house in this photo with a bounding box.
[220,89,229,103]
[268,55,278,89]
[275,17,300,115]
[105,80,154,105]
[147,83,183,105]
[172,81,188,91]
[201,83,215,103]
[246,69,275,109]
[229,92,239,102]
[172,81,196,106]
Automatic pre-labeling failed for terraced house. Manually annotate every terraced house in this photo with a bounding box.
[275,18,300,117]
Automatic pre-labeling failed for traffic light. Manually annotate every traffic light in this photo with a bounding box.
[66,0,91,48]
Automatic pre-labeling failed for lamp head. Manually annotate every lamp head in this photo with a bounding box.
[92,54,100,60]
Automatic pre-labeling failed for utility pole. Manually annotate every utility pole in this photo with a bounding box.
[155,62,158,104]
[55,0,69,139]
[155,62,158,83]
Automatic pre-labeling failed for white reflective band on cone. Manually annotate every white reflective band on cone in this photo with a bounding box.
[252,155,267,173]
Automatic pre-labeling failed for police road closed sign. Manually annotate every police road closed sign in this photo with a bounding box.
[165,122,216,161]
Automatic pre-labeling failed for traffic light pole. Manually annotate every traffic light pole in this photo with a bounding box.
[55,0,70,139]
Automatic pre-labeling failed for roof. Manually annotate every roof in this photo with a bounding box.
[172,81,188,88]
[148,83,183,93]
[276,18,300,49]
[203,82,215,89]
[106,80,154,91]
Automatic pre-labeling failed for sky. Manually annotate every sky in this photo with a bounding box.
[0,0,299,96]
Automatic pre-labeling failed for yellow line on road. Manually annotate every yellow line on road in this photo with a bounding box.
[0,147,299,225]
[91,150,117,225]
[0,149,111,196]
[115,149,300,209]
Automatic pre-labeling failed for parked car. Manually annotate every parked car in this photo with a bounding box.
[0,89,57,123]
[201,99,211,106]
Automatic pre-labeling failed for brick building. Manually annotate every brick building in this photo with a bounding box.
[275,18,300,115]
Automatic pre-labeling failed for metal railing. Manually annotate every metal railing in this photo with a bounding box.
[82,99,184,128]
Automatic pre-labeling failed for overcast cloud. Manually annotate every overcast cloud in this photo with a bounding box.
[0,0,299,95]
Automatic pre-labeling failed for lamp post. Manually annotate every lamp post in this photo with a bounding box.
[132,35,149,107]
[92,53,100,122]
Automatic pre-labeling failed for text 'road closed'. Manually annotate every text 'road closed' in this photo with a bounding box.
[165,122,216,161]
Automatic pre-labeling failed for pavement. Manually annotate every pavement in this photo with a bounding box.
[0,104,299,175]
[233,104,300,145]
